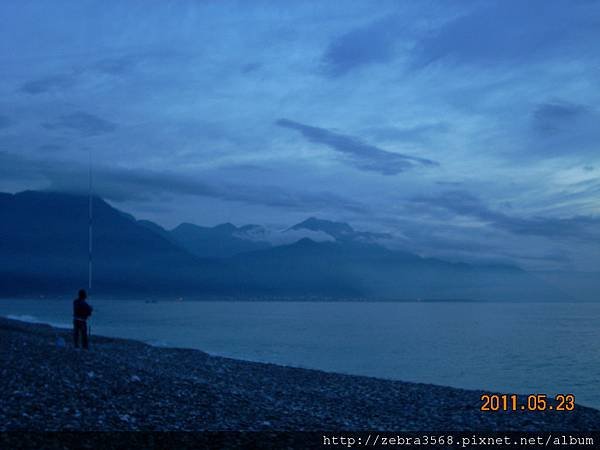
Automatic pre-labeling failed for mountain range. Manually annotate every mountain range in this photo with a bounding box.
[0,190,569,301]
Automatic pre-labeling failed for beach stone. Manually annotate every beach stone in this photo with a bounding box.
[1,316,600,432]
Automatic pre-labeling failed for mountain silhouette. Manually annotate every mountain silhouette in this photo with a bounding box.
[288,217,392,243]
[0,191,569,301]
[0,191,220,296]
[289,217,354,238]
[170,222,270,258]
[231,237,564,301]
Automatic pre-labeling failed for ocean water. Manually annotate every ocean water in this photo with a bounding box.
[1,299,599,409]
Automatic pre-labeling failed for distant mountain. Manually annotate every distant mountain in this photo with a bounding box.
[0,191,223,296]
[137,220,177,244]
[533,271,600,302]
[232,237,566,301]
[288,217,392,244]
[289,217,354,238]
[170,222,270,258]
[0,191,570,301]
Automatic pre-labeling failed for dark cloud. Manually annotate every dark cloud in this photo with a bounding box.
[532,102,589,134]
[277,118,438,175]
[528,100,600,157]
[241,62,261,74]
[375,214,515,265]
[37,144,63,152]
[583,165,594,172]
[367,122,450,144]
[412,190,600,241]
[93,55,140,75]
[0,151,366,214]
[412,1,600,67]
[19,74,78,94]
[218,163,275,173]
[402,226,499,255]
[0,115,11,129]
[504,251,570,263]
[44,111,117,136]
[322,16,401,76]
[0,152,35,176]
[435,181,463,187]
[92,170,366,213]
[18,54,144,96]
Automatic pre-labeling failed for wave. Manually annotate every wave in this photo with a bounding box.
[5,314,70,330]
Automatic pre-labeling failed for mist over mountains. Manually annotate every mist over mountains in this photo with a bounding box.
[0,191,571,301]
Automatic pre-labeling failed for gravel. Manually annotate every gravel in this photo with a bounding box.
[1,317,599,432]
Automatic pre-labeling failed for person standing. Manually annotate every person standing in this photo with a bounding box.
[73,289,93,349]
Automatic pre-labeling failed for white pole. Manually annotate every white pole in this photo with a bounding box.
[88,148,93,294]
[88,149,93,342]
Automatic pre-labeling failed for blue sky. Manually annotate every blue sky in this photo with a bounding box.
[0,0,599,271]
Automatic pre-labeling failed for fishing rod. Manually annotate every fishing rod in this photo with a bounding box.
[88,148,93,295]
[88,148,93,341]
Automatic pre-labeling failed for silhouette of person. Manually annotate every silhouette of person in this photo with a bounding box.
[73,289,93,349]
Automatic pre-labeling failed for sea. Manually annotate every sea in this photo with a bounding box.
[1,298,599,409]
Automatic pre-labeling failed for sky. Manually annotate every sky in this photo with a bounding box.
[0,0,599,271]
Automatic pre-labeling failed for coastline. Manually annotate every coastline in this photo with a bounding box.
[1,317,599,432]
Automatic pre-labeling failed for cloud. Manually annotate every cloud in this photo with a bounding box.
[0,151,366,214]
[276,119,438,175]
[19,74,78,94]
[37,144,63,152]
[503,251,570,263]
[264,228,335,246]
[93,55,141,75]
[435,181,463,187]
[528,100,600,157]
[532,101,590,134]
[18,54,145,96]
[412,1,600,67]
[366,122,450,144]
[412,190,600,241]
[0,115,11,129]
[321,16,401,76]
[43,111,117,136]
[2,1,599,270]
[241,62,261,74]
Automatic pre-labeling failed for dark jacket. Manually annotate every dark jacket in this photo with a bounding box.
[73,298,93,321]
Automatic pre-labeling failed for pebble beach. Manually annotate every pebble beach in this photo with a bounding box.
[1,316,599,433]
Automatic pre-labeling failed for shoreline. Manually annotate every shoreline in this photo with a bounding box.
[1,316,599,432]
[6,295,595,303]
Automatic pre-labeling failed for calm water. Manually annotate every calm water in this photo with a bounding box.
[1,299,599,409]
